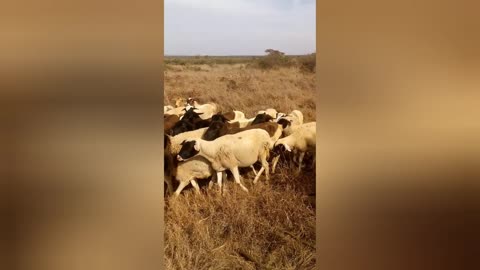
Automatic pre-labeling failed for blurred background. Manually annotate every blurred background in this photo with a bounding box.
[317,1,480,269]
[1,1,164,270]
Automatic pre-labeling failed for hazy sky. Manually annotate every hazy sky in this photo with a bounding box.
[165,0,316,55]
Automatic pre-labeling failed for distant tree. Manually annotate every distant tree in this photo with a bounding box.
[265,49,285,56]
[256,49,291,69]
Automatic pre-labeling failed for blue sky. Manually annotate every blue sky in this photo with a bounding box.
[165,0,316,55]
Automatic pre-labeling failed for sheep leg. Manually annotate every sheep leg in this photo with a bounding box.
[208,172,217,190]
[253,167,265,184]
[191,179,201,194]
[290,151,296,168]
[297,152,306,174]
[262,157,270,182]
[164,156,175,195]
[271,155,280,174]
[174,181,189,197]
[254,152,270,184]
[231,167,249,192]
[216,171,223,195]
[250,165,258,176]
[164,174,174,195]
[292,150,297,163]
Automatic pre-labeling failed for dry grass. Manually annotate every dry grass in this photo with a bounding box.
[164,64,316,120]
[164,60,316,269]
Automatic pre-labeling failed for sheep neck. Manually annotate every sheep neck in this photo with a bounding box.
[196,139,221,164]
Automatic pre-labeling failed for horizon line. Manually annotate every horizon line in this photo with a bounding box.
[165,53,315,57]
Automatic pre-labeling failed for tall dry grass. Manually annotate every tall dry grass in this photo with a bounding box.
[164,64,315,120]
[164,61,316,269]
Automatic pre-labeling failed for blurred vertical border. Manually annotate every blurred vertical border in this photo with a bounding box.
[316,1,480,269]
[1,1,165,270]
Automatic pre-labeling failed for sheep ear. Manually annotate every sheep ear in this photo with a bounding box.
[194,142,200,151]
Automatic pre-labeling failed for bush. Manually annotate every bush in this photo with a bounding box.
[298,53,316,73]
[252,49,293,70]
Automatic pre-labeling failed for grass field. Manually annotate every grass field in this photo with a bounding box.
[164,56,316,269]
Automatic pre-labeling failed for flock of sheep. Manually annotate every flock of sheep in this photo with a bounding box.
[164,97,316,196]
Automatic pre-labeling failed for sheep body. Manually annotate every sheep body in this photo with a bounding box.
[223,110,246,122]
[272,122,316,173]
[164,128,209,195]
[165,106,186,117]
[168,127,208,155]
[257,108,278,119]
[164,114,180,132]
[173,156,216,196]
[177,129,273,193]
[186,98,218,119]
[282,110,304,128]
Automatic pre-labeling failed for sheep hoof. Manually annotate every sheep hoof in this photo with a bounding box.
[238,184,249,192]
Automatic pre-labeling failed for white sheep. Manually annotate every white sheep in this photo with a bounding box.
[167,128,208,155]
[164,106,187,117]
[172,156,221,196]
[272,122,316,174]
[165,128,217,197]
[257,108,278,119]
[176,129,273,193]
[278,110,305,136]
[164,128,208,194]
[165,127,256,195]
[275,112,287,121]
[224,110,246,122]
[185,98,218,119]
[229,112,275,128]
[282,109,304,125]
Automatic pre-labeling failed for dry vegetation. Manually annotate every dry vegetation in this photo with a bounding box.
[164,54,316,269]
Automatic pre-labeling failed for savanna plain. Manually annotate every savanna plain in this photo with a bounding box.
[164,53,316,270]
